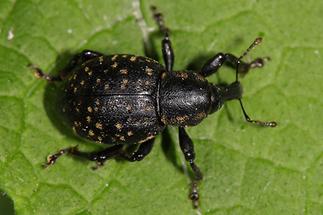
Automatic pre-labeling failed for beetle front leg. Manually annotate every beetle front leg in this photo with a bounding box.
[151,6,174,72]
[200,53,269,77]
[178,127,203,208]
[29,50,104,82]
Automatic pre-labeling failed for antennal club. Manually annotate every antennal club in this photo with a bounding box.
[236,37,262,81]
[236,37,277,128]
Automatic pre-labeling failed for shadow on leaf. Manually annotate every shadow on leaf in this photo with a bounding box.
[0,189,14,215]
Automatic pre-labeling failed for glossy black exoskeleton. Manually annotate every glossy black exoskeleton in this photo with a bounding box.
[31,6,277,208]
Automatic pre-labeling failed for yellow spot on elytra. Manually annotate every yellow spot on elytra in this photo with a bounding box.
[112,55,118,61]
[121,79,129,90]
[99,56,104,63]
[161,72,167,79]
[95,122,103,130]
[127,131,133,136]
[194,112,207,121]
[73,121,80,127]
[86,116,91,123]
[119,69,128,75]
[95,99,100,106]
[115,123,123,130]
[97,136,103,142]
[104,84,109,91]
[130,56,137,61]
[145,67,153,76]
[177,72,188,80]
[195,73,205,81]
[87,106,93,112]
[175,115,189,123]
[111,62,118,68]
[161,115,167,124]
[88,130,95,136]
[145,106,153,112]
[145,80,150,86]
[126,104,132,111]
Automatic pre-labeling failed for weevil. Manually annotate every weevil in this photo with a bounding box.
[31,6,277,208]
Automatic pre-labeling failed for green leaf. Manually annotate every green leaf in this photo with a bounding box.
[0,0,322,214]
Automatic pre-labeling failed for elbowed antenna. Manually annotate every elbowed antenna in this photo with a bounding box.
[236,37,277,127]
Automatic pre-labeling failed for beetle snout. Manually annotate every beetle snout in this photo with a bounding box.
[230,81,243,99]
[222,81,243,101]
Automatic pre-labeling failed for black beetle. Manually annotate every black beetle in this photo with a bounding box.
[31,6,277,208]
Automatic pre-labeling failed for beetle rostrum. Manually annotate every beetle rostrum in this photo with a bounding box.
[30,6,277,209]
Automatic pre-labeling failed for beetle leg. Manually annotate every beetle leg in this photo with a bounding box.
[200,53,269,77]
[178,127,203,208]
[29,50,103,82]
[122,139,155,162]
[151,6,174,72]
[43,140,156,169]
[43,145,79,168]
[43,145,123,170]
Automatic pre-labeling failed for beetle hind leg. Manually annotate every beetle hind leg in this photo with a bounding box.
[43,144,123,170]
[30,50,104,82]
[178,127,203,208]
[29,64,63,82]
[43,145,79,168]
[43,139,155,169]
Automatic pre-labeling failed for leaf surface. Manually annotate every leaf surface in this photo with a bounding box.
[0,0,322,214]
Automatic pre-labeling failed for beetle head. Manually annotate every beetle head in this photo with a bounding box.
[211,37,277,127]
